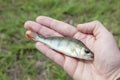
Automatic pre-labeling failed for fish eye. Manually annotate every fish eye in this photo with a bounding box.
[85,49,90,53]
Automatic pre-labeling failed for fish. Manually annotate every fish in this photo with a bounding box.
[26,30,94,60]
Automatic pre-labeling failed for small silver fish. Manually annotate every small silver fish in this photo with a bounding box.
[26,31,94,60]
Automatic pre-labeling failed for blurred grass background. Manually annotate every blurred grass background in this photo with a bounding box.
[0,0,120,80]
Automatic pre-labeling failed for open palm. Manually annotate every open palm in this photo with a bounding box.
[24,16,120,80]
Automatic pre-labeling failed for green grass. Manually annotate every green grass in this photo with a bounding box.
[0,0,120,80]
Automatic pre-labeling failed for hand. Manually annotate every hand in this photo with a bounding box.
[24,16,120,80]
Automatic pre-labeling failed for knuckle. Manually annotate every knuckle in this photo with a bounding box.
[50,19,57,27]
[92,20,103,28]
[93,20,101,24]
[94,20,102,26]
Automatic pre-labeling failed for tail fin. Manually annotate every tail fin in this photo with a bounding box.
[26,31,39,41]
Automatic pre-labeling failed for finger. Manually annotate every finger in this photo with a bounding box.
[77,20,106,36]
[35,42,65,67]
[72,61,84,80]
[36,16,77,37]
[24,21,62,37]
[63,56,78,77]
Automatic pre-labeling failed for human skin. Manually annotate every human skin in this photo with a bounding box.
[24,16,120,80]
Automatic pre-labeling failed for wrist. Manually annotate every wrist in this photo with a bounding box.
[113,67,120,80]
[114,51,120,80]
[112,51,120,80]
[110,51,120,80]
[115,71,120,80]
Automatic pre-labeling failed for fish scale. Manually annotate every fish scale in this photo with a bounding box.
[26,31,94,60]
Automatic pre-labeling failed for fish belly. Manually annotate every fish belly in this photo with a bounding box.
[43,38,79,58]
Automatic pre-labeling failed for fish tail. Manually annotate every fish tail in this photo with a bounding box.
[26,31,43,42]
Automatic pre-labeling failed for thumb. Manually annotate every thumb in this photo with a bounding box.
[77,20,106,36]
